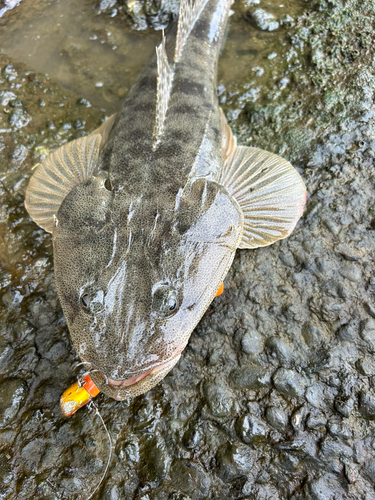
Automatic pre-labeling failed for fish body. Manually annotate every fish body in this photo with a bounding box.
[25,0,306,401]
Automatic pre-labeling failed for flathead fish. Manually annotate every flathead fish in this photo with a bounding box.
[25,0,306,403]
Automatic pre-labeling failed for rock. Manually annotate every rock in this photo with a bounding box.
[363,460,375,483]
[327,421,352,440]
[1,288,23,307]
[359,391,375,420]
[337,322,357,341]
[336,243,361,261]
[182,424,201,450]
[305,383,330,409]
[302,323,326,347]
[116,438,140,463]
[356,356,375,376]
[360,319,375,350]
[241,329,264,356]
[267,336,299,364]
[323,219,340,235]
[11,143,28,165]
[290,406,306,432]
[334,397,354,418]
[339,262,362,282]
[21,438,44,474]
[236,414,269,445]
[45,341,67,364]
[216,442,254,481]
[204,381,235,417]
[100,484,123,500]
[272,368,307,398]
[0,90,16,106]
[230,364,270,390]
[319,437,353,462]
[0,344,14,375]
[250,8,279,31]
[365,302,375,319]
[170,460,210,500]
[9,107,31,129]
[265,406,289,431]
[0,379,27,427]
[306,410,327,431]
[308,473,346,500]
[242,482,280,499]
[139,436,170,484]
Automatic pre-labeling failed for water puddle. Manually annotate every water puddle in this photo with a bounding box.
[0,0,159,112]
[0,0,310,112]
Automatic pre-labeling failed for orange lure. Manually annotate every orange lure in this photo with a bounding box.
[60,374,100,417]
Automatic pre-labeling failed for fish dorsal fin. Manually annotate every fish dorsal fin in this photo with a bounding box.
[219,146,306,249]
[93,113,117,148]
[154,34,174,148]
[220,108,237,161]
[25,133,101,233]
[175,0,209,62]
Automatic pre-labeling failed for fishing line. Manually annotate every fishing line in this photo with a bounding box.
[84,400,113,500]
[74,361,92,370]
[72,363,112,500]
[81,369,109,386]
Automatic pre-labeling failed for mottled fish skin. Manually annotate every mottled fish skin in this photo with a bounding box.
[25,0,306,401]
[53,0,240,399]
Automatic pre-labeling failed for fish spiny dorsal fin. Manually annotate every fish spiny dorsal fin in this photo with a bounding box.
[220,108,237,161]
[153,33,174,148]
[174,0,209,63]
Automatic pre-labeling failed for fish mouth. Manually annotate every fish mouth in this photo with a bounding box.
[106,341,187,389]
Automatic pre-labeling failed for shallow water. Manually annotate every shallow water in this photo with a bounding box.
[0,0,309,112]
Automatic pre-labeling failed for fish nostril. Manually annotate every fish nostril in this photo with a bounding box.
[81,293,89,309]
[80,289,105,314]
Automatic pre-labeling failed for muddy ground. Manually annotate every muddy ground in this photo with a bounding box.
[1,0,375,499]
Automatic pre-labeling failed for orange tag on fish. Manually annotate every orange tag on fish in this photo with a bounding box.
[60,375,100,417]
[215,282,224,297]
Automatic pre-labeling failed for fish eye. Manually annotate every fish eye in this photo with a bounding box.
[168,297,177,311]
[152,286,179,318]
[162,291,178,317]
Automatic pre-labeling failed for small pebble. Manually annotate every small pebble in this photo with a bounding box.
[359,391,375,420]
[251,8,279,31]
[236,414,269,444]
[216,443,254,481]
[0,379,27,427]
[204,381,234,417]
[170,460,210,500]
[272,368,307,398]
[241,329,264,356]
[266,406,288,431]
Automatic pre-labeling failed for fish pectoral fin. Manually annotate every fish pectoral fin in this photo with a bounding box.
[25,133,101,233]
[219,146,306,249]
[220,108,237,161]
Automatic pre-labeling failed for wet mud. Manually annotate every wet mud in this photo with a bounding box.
[1,0,375,499]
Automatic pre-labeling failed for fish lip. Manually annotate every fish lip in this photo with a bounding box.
[107,341,188,389]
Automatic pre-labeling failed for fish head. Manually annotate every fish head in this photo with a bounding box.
[53,175,243,400]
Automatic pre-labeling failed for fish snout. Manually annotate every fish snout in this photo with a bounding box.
[105,339,188,389]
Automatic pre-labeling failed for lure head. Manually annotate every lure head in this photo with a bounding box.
[53,176,243,400]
